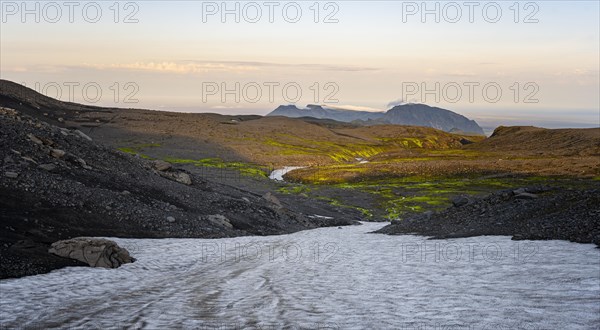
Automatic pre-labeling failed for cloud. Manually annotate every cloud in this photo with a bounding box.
[386,98,406,109]
[325,104,384,112]
[81,60,379,74]
[82,61,259,74]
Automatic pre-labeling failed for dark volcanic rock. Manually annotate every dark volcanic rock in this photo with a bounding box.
[376,186,600,246]
[451,195,472,207]
[48,237,135,268]
[0,106,357,279]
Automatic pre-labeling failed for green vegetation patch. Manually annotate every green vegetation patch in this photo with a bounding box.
[117,143,161,159]
[163,157,269,178]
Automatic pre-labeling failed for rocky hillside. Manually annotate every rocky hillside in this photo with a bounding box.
[0,80,483,167]
[0,107,355,279]
[267,103,484,135]
[468,126,600,156]
[376,185,600,246]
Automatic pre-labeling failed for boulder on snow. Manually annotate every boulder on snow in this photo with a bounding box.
[48,237,135,268]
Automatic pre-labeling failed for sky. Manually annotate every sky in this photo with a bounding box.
[1,0,599,128]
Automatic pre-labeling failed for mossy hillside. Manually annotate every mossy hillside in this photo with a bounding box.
[277,173,596,221]
[116,143,270,178]
[163,157,270,178]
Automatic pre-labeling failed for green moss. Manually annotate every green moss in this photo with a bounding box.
[278,185,312,196]
[117,147,151,159]
[163,157,269,178]
[263,136,385,163]
[116,143,161,159]
[331,200,373,218]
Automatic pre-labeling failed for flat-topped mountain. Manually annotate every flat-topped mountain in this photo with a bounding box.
[267,103,485,135]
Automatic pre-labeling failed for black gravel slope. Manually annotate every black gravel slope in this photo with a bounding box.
[0,107,358,279]
[376,186,600,246]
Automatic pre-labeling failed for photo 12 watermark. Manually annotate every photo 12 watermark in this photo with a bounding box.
[400,241,539,263]
[18,81,140,104]
[201,81,340,104]
[401,81,539,104]
[195,241,339,264]
[400,1,540,23]
[1,1,140,23]
[201,1,340,23]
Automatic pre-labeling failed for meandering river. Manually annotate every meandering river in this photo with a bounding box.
[1,222,599,329]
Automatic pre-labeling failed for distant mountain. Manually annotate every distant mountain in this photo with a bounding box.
[267,103,484,135]
[269,104,384,122]
[383,104,484,135]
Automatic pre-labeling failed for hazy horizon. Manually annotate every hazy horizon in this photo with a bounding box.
[1,1,599,129]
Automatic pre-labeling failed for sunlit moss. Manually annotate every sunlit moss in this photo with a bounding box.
[117,147,151,159]
[117,143,161,159]
[278,185,312,196]
[163,157,269,178]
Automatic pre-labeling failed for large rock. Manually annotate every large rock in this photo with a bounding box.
[175,172,192,185]
[206,214,233,228]
[158,171,193,185]
[153,160,172,171]
[48,237,135,268]
[451,195,472,207]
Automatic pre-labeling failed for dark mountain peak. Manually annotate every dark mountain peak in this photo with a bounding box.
[306,104,325,110]
[267,102,484,135]
[274,104,300,111]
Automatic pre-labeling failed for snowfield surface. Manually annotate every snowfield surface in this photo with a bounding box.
[1,223,599,329]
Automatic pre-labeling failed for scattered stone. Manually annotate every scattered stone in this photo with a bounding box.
[50,149,66,159]
[262,192,283,209]
[515,192,538,200]
[57,117,64,123]
[4,171,18,178]
[21,156,37,164]
[40,137,55,146]
[48,237,135,268]
[74,129,93,141]
[451,195,471,207]
[513,188,527,195]
[75,157,88,167]
[206,214,233,228]
[153,160,172,171]
[175,172,192,185]
[38,163,57,172]
[166,216,176,223]
[27,133,43,145]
